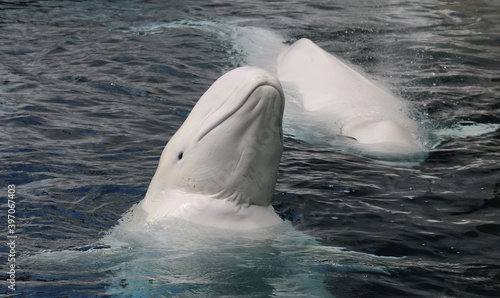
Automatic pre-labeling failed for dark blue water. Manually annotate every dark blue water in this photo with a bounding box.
[1,0,499,297]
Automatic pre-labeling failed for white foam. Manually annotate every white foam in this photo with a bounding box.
[227,25,287,73]
[430,121,500,147]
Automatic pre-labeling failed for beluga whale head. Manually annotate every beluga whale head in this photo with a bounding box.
[140,66,285,229]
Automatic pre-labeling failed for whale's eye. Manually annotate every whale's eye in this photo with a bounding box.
[178,152,183,160]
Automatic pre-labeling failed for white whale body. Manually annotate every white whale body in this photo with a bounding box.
[276,38,424,161]
[140,66,285,229]
[277,38,422,161]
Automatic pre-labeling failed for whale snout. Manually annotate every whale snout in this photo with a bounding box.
[197,69,284,145]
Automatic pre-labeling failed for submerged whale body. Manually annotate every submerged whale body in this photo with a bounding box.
[28,212,402,297]
[140,66,285,229]
[277,38,426,162]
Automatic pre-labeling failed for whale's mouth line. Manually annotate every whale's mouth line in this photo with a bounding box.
[196,83,282,143]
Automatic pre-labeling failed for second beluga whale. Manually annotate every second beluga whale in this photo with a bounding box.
[277,38,425,162]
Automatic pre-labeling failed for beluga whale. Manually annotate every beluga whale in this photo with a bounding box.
[277,38,425,162]
[140,66,285,229]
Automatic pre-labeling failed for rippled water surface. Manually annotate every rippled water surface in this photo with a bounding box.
[1,0,499,297]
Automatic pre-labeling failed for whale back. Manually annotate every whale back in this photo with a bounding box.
[277,38,420,149]
[277,39,397,113]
